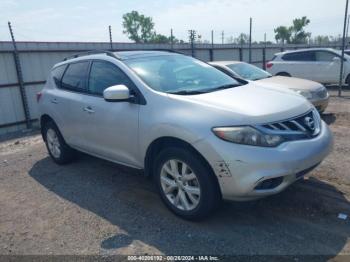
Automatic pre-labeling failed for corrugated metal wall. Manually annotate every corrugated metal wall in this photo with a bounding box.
[0,41,341,135]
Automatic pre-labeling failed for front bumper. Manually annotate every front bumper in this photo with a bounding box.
[310,95,329,113]
[193,121,333,201]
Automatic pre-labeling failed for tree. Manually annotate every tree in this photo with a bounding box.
[290,16,311,44]
[275,17,311,44]
[122,11,183,44]
[122,11,154,43]
[226,36,235,44]
[234,33,249,45]
[312,35,330,45]
[150,33,171,44]
[274,26,292,44]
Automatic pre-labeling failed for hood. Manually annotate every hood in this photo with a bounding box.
[255,76,323,91]
[168,82,312,125]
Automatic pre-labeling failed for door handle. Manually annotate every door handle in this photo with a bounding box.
[50,98,58,104]
[83,106,95,114]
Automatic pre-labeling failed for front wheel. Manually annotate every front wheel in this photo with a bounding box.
[154,147,221,220]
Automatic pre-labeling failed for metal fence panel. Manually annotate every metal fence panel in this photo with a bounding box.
[0,86,25,125]
[0,53,17,84]
[195,49,211,61]
[213,49,235,61]
[0,41,344,135]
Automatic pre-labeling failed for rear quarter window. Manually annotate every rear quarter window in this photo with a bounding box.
[51,64,67,88]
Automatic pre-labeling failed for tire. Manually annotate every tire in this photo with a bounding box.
[43,121,76,165]
[276,72,291,77]
[346,74,350,88]
[154,147,221,220]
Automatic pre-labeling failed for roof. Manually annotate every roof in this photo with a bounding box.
[115,50,180,60]
[54,50,180,68]
[276,47,336,56]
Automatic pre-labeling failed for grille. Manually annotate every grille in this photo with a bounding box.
[261,110,320,137]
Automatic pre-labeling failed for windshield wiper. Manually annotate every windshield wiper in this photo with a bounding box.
[207,83,239,92]
[167,90,205,95]
[168,84,239,95]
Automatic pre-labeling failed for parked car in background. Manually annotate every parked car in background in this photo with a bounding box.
[266,48,350,87]
[38,50,333,220]
[210,61,329,113]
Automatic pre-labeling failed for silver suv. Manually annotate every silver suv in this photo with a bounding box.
[38,50,333,220]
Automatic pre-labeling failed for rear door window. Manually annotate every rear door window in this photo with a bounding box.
[61,61,90,92]
[282,51,315,61]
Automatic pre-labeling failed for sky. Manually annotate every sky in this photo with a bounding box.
[0,0,346,43]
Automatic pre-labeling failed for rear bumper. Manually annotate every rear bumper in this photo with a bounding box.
[193,121,333,201]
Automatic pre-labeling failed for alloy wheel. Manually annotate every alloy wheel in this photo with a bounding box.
[46,128,61,158]
[160,159,201,211]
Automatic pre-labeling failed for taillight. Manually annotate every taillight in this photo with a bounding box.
[36,92,42,102]
[266,62,273,69]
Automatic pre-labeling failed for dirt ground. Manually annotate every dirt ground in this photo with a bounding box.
[1,89,350,261]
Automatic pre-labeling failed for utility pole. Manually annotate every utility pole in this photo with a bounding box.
[339,0,349,97]
[170,28,174,49]
[188,30,197,57]
[221,31,224,44]
[210,30,214,61]
[346,15,350,46]
[263,33,267,70]
[8,21,31,129]
[108,25,113,50]
[249,17,252,63]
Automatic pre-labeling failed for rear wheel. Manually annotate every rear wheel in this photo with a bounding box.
[154,147,221,220]
[43,121,76,165]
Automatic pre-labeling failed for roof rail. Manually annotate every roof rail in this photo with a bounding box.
[150,49,186,55]
[63,50,121,61]
[114,48,186,55]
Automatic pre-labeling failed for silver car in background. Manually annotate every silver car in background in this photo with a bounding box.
[38,50,333,220]
[210,61,329,113]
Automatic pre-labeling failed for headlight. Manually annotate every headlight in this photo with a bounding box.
[212,126,284,147]
[296,90,313,99]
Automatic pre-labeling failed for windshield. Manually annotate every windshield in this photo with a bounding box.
[124,55,242,94]
[227,63,271,81]
[333,50,350,60]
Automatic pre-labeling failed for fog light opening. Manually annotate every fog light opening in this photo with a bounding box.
[254,176,284,190]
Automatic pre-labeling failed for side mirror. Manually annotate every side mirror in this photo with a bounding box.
[103,85,131,102]
[333,57,341,63]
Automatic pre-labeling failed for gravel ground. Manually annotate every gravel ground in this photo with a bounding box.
[0,90,350,260]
